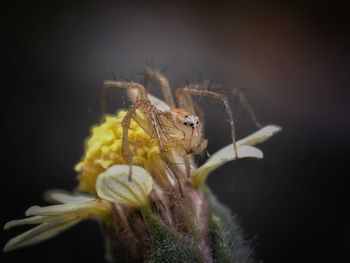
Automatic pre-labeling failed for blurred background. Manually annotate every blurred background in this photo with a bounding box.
[2,1,349,262]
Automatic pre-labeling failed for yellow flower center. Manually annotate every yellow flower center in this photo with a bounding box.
[75,110,160,195]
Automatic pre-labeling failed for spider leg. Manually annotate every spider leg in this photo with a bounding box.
[120,99,161,181]
[146,108,185,197]
[182,151,191,179]
[162,153,185,197]
[227,87,262,128]
[177,86,239,159]
[100,80,148,118]
[191,84,262,129]
[175,86,196,114]
[144,67,176,109]
[120,102,144,181]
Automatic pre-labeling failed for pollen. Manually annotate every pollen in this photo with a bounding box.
[75,110,160,195]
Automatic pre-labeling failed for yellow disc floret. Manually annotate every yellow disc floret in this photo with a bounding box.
[75,110,160,195]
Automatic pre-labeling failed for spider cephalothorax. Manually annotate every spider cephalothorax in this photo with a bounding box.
[156,108,207,155]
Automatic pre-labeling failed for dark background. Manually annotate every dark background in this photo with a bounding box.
[2,1,349,262]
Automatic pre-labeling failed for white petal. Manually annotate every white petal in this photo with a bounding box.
[44,189,95,204]
[192,145,263,187]
[127,88,170,111]
[205,145,263,167]
[96,164,153,208]
[3,217,80,252]
[192,125,281,188]
[237,125,282,147]
[4,216,55,230]
[25,201,100,217]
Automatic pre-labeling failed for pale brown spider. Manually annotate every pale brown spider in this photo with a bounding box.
[100,68,261,196]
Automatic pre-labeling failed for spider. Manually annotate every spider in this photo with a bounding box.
[100,68,261,196]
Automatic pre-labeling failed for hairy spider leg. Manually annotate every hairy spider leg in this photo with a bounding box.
[176,87,239,160]
[175,86,196,114]
[161,152,185,197]
[143,67,176,109]
[147,109,186,196]
[229,87,262,128]
[195,84,262,129]
[100,80,148,118]
[100,81,151,181]
[120,102,138,180]
[181,149,191,179]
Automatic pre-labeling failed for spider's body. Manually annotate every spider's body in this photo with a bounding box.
[100,68,260,195]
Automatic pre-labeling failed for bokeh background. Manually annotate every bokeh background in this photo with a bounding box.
[2,1,349,262]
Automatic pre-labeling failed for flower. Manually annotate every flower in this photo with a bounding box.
[3,80,281,262]
[3,191,109,252]
[4,111,279,252]
[3,165,154,252]
[75,110,161,195]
